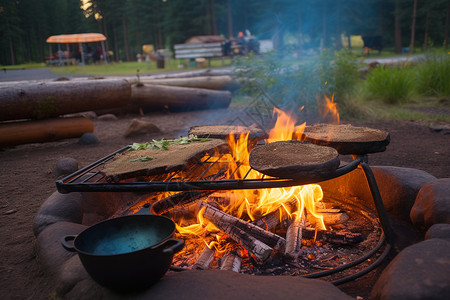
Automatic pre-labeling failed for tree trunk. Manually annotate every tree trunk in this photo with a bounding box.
[445,3,450,49]
[227,0,233,38]
[409,0,418,55]
[0,117,93,147]
[424,11,429,50]
[130,84,231,112]
[395,0,402,53]
[123,17,130,62]
[211,0,218,35]
[0,79,131,122]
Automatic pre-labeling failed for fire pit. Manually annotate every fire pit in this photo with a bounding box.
[33,109,447,299]
[53,114,395,282]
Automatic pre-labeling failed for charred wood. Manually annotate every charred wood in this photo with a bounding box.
[193,246,215,270]
[198,202,286,251]
[284,214,306,259]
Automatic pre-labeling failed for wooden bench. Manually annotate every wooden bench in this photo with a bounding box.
[45,58,77,66]
[174,43,225,67]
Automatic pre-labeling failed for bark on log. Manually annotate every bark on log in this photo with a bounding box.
[0,116,93,147]
[198,202,286,251]
[151,191,214,215]
[137,68,234,80]
[284,214,306,259]
[302,228,364,245]
[139,76,235,90]
[0,79,131,122]
[131,84,232,112]
[220,251,241,272]
[193,246,215,270]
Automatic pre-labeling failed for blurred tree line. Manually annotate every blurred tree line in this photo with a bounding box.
[1,0,449,65]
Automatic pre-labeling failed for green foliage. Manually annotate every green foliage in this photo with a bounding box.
[415,54,450,97]
[233,49,362,114]
[364,65,415,104]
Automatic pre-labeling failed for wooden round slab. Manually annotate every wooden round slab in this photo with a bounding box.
[302,124,390,155]
[249,140,340,179]
[188,125,266,140]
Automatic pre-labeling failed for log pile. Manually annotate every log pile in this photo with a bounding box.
[0,70,236,147]
[150,190,364,271]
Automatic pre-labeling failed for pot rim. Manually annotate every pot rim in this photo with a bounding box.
[73,214,176,257]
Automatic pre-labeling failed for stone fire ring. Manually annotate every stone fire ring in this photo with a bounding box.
[33,166,450,299]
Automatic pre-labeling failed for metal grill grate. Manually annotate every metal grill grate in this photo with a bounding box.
[55,145,363,194]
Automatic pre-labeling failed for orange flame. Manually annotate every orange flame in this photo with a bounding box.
[321,94,340,124]
[176,107,327,251]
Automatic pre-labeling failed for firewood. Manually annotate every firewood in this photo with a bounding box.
[284,213,306,259]
[220,251,242,272]
[251,198,297,230]
[152,191,214,215]
[193,246,215,270]
[198,202,286,251]
[0,79,131,122]
[302,227,364,245]
[309,209,349,226]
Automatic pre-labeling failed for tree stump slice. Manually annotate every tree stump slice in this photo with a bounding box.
[249,140,340,179]
[302,124,390,155]
[188,125,267,140]
[101,139,228,181]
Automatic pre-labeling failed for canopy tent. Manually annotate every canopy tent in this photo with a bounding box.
[46,33,107,65]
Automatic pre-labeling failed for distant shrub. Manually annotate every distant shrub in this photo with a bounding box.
[365,65,415,104]
[415,54,450,97]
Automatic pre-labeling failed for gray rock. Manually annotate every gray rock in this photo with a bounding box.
[371,239,450,300]
[33,191,83,236]
[36,221,88,275]
[410,178,450,230]
[78,132,99,145]
[426,224,450,242]
[97,114,118,121]
[56,255,90,297]
[320,166,436,220]
[63,269,353,300]
[124,118,160,137]
[53,157,78,177]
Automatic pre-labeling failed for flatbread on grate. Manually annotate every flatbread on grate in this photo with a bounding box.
[302,124,390,155]
[249,140,340,179]
[188,125,266,140]
[101,139,228,181]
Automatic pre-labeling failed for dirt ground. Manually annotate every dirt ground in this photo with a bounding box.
[0,104,449,299]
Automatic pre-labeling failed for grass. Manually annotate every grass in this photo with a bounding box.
[49,58,233,76]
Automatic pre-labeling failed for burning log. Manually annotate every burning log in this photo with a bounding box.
[198,202,286,251]
[302,228,364,245]
[196,203,273,260]
[193,246,215,270]
[312,209,350,226]
[284,214,306,259]
[151,191,214,215]
[220,251,242,272]
[251,198,297,230]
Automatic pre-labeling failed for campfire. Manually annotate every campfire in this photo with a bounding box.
[57,104,393,284]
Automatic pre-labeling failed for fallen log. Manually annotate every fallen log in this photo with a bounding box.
[0,79,131,122]
[139,76,235,90]
[131,83,232,112]
[137,68,234,80]
[0,116,93,147]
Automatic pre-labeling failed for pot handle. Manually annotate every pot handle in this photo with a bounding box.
[61,235,77,252]
[161,238,185,255]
